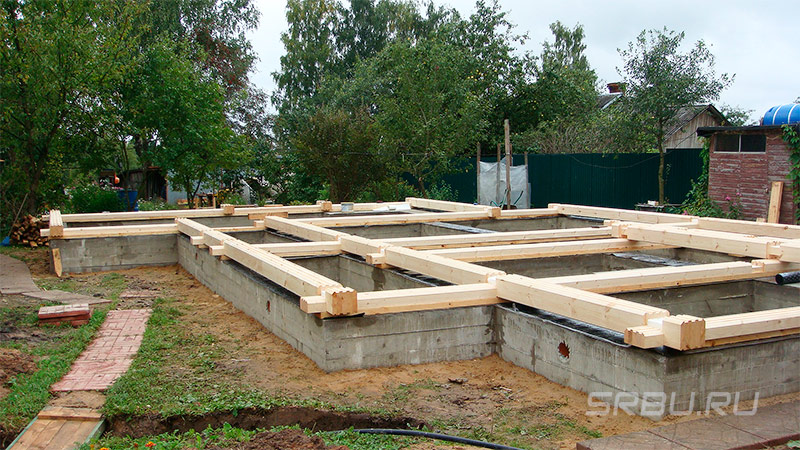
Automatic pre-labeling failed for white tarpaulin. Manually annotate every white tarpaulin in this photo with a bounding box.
[478,157,529,209]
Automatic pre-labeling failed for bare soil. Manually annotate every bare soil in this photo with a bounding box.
[209,428,347,450]
[9,249,800,449]
[0,349,37,400]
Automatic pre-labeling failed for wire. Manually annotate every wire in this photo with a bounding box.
[355,428,525,450]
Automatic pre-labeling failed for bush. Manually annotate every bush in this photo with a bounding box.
[138,198,175,211]
[67,184,124,213]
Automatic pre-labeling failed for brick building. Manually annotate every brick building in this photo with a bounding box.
[697,125,798,224]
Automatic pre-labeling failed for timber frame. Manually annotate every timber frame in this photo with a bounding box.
[43,198,800,352]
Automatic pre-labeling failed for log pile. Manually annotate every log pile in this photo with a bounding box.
[10,215,48,247]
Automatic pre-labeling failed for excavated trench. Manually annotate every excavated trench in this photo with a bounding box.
[104,406,425,440]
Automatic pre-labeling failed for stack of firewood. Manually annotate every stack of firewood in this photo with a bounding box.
[10,215,48,247]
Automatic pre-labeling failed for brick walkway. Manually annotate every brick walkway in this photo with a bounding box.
[578,400,800,450]
[51,309,151,392]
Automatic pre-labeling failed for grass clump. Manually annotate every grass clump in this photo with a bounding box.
[0,308,108,432]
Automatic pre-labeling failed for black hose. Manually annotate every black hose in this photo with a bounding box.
[355,428,525,450]
[776,271,800,285]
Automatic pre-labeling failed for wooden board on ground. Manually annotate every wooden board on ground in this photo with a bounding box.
[6,412,104,450]
[768,181,784,223]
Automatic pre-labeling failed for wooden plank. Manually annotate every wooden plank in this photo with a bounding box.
[264,216,344,242]
[705,306,800,341]
[11,418,65,449]
[406,197,490,213]
[382,227,613,249]
[498,208,560,219]
[704,327,800,347]
[620,223,788,260]
[424,238,675,262]
[495,275,670,333]
[49,209,63,238]
[50,248,63,277]
[540,260,800,294]
[329,202,409,212]
[222,239,341,297]
[624,326,665,348]
[301,283,500,315]
[42,223,178,239]
[297,211,492,228]
[551,203,694,224]
[382,246,506,285]
[767,181,784,223]
[37,407,102,421]
[697,217,800,239]
[57,205,325,223]
[248,241,342,257]
[339,235,387,257]
[781,240,800,262]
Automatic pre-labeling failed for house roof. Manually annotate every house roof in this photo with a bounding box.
[665,104,725,139]
[597,92,621,110]
[696,124,790,137]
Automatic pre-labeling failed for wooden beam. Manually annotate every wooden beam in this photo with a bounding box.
[495,275,670,333]
[660,315,706,350]
[540,260,800,294]
[339,235,387,257]
[246,241,342,257]
[48,210,63,238]
[222,204,235,215]
[619,223,789,260]
[704,306,800,341]
[176,218,208,236]
[405,197,488,213]
[624,326,665,348]
[767,181,784,223]
[382,246,506,285]
[222,239,341,297]
[301,283,501,315]
[297,211,492,228]
[498,208,560,219]
[424,238,675,262]
[382,227,613,249]
[42,223,178,239]
[324,287,357,315]
[696,217,800,240]
[551,203,694,224]
[264,216,344,242]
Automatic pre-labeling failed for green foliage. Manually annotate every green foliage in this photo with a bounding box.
[782,124,800,224]
[138,198,175,211]
[718,104,755,126]
[618,28,732,203]
[66,184,124,214]
[292,106,380,202]
[0,308,108,433]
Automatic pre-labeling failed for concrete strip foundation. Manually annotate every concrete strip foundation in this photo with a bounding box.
[49,215,800,418]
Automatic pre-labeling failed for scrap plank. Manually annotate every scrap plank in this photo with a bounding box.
[498,207,560,219]
[37,407,102,421]
[767,181,784,223]
[297,211,492,227]
[406,197,492,213]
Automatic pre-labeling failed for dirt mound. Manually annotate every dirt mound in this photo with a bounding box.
[211,428,348,450]
[107,406,424,439]
[0,348,37,398]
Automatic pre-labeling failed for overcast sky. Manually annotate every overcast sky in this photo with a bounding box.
[246,0,799,122]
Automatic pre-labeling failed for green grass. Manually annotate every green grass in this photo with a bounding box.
[103,296,339,418]
[0,308,108,432]
[83,424,417,450]
[36,272,128,301]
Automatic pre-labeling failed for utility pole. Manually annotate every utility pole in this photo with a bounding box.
[504,119,512,209]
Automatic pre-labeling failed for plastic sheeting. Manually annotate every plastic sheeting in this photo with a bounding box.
[478,157,529,209]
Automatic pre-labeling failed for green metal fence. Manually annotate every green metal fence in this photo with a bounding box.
[441,149,703,209]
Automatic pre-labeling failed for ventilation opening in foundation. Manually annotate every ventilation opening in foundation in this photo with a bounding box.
[558,341,570,361]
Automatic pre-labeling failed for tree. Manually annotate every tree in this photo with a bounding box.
[356,37,488,196]
[618,28,732,203]
[292,106,379,202]
[718,104,754,126]
[0,0,142,223]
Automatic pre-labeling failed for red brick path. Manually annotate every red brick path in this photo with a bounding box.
[51,309,151,392]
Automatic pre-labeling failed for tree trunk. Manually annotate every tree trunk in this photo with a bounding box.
[417,175,427,198]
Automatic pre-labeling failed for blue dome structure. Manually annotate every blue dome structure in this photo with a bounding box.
[762,104,800,125]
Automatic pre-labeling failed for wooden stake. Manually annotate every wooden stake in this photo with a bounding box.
[768,181,783,223]
[504,119,512,208]
[50,248,62,277]
[476,142,481,204]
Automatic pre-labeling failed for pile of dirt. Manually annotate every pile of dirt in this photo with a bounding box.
[0,348,37,399]
[210,428,348,450]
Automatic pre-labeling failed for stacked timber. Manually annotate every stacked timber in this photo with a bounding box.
[10,215,48,247]
[38,304,91,327]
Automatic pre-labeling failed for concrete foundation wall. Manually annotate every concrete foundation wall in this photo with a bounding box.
[52,234,177,273]
[291,255,434,292]
[178,236,494,371]
[479,253,659,278]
